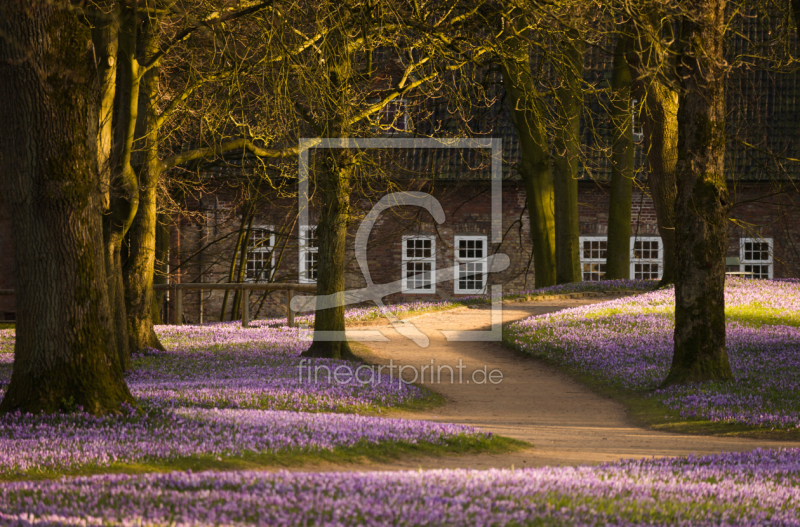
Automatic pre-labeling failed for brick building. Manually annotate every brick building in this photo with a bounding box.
[0,161,796,323]
[1,18,798,322]
[154,170,798,325]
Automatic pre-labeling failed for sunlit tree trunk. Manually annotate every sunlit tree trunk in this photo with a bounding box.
[633,17,679,286]
[641,83,679,286]
[0,1,134,414]
[302,18,357,360]
[662,0,733,387]
[151,212,170,325]
[103,4,145,370]
[220,215,247,321]
[124,16,164,352]
[606,32,634,280]
[552,32,583,284]
[302,150,357,360]
[499,9,557,287]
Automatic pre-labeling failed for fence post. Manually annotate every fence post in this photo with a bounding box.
[286,289,294,327]
[175,286,183,326]
[241,286,250,328]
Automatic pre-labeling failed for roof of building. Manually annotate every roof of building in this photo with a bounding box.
[373,15,800,184]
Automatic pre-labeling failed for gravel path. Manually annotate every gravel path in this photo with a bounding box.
[346,298,800,469]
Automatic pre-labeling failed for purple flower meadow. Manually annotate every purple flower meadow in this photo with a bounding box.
[134,324,425,413]
[0,404,482,476]
[0,318,489,476]
[1,447,799,525]
[507,278,800,429]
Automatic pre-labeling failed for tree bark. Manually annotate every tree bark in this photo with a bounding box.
[124,16,164,352]
[220,216,247,321]
[632,17,680,286]
[301,150,357,360]
[103,3,143,370]
[499,10,557,288]
[552,32,584,284]
[662,0,734,387]
[231,214,255,319]
[300,17,358,360]
[151,211,170,325]
[0,2,134,414]
[605,33,634,280]
[641,82,679,286]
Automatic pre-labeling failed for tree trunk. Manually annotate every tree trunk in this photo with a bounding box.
[661,0,733,387]
[301,151,357,360]
[104,236,132,371]
[220,216,247,321]
[151,212,170,325]
[0,2,134,414]
[499,10,557,287]
[231,215,254,319]
[124,16,164,352]
[103,4,143,370]
[552,32,584,284]
[642,83,679,286]
[300,18,357,360]
[605,33,634,280]
[633,18,680,286]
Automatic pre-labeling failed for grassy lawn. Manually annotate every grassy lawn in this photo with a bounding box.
[1,447,798,524]
[0,433,525,483]
[0,316,525,481]
[505,277,800,440]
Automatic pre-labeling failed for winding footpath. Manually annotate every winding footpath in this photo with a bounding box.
[350,298,800,470]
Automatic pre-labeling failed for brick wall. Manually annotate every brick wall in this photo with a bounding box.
[0,178,797,324]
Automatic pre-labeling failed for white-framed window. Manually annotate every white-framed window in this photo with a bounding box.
[632,98,643,142]
[299,225,318,283]
[630,236,663,280]
[245,226,275,282]
[454,235,487,294]
[740,237,773,279]
[372,98,411,133]
[402,235,436,293]
[580,237,607,281]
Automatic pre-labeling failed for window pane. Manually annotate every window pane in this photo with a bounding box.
[307,227,317,248]
[306,251,317,280]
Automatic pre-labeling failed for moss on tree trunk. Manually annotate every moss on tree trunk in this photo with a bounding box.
[499,10,557,287]
[301,151,357,361]
[661,0,733,387]
[552,32,584,285]
[631,12,679,287]
[606,33,634,280]
[0,2,134,414]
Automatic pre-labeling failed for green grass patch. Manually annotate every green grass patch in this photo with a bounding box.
[0,434,527,482]
[726,303,800,327]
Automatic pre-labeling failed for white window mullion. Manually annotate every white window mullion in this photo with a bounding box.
[740,237,773,279]
[580,237,607,281]
[454,235,487,294]
[245,226,275,283]
[402,236,436,293]
[299,225,318,284]
[630,236,663,280]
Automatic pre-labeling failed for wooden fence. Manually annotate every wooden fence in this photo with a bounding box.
[152,283,317,328]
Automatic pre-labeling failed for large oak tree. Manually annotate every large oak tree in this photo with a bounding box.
[0,0,134,414]
[662,0,734,385]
